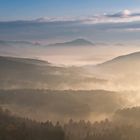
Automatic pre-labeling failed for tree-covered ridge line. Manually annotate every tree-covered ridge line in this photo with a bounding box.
[1,106,140,140]
[0,107,64,140]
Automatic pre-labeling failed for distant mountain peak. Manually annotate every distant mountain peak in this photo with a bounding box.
[48,38,94,47]
[70,38,94,44]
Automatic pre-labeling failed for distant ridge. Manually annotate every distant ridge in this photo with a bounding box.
[100,51,140,66]
[97,51,140,73]
[0,40,41,46]
[48,39,94,47]
[0,55,50,66]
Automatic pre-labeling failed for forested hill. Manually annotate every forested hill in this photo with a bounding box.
[0,107,64,140]
[1,107,140,140]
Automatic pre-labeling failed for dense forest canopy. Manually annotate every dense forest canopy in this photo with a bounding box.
[1,106,140,140]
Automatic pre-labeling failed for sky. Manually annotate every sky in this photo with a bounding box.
[0,0,140,21]
[0,0,140,44]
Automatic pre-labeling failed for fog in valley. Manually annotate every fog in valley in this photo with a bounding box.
[0,40,140,124]
[1,1,140,139]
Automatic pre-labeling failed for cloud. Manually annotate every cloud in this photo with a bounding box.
[82,10,140,24]
[34,10,140,24]
[34,17,78,23]
[1,10,140,42]
[1,10,140,25]
[107,9,131,18]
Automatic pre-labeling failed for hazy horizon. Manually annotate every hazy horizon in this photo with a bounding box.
[0,1,140,140]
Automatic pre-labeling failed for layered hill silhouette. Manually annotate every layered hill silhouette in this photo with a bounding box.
[48,39,94,47]
[1,51,140,90]
[0,40,38,47]
[0,39,94,47]
[0,56,72,89]
[0,56,105,89]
